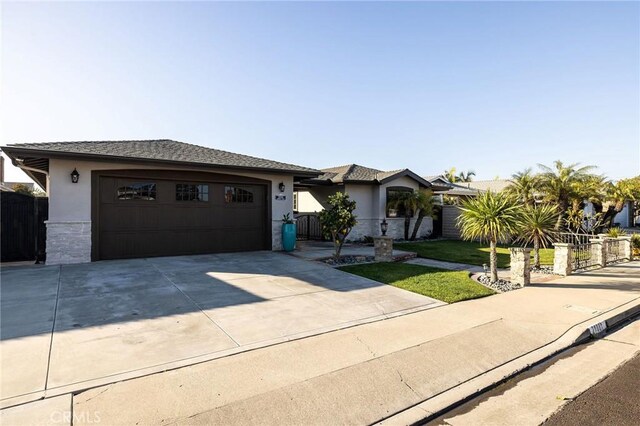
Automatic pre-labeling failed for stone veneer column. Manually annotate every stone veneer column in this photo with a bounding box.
[46,221,91,265]
[619,236,632,260]
[509,247,531,287]
[271,221,283,251]
[373,236,393,262]
[589,238,606,267]
[553,243,573,276]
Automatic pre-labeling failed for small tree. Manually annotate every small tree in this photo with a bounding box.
[516,204,558,269]
[457,191,520,283]
[11,183,34,196]
[318,192,357,260]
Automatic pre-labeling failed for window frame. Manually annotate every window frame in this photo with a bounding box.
[224,186,255,204]
[386,186,414,218]
[116,182,157,201]
[175,183,209,202]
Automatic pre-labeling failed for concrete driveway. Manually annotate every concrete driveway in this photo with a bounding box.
[0,251,442,407]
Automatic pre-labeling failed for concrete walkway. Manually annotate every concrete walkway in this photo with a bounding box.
[55,261,640,425]
[406,257,485,272]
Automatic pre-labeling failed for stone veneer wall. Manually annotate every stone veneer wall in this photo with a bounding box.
[348,217,433,241]
[46,221,92,265]
[271,220,283,251]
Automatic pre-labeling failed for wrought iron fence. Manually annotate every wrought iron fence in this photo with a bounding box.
[555,232,593,246]
[571,242,597,271]
[605,239,625,264]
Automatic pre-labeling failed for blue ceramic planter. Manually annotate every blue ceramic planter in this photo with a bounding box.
[282,223,296,252]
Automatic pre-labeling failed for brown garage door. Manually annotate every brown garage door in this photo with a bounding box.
[96,174,268,260]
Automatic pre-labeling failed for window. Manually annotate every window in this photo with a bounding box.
[225,186,254,203]
[386,187,414,218]
[293,191,299,212]
[176,184,209,202]
[117,183,156,200]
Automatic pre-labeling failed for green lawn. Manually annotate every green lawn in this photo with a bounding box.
[339,262,495,303]
[396,240,554,268]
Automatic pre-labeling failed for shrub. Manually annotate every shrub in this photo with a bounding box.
[607,227,627,238]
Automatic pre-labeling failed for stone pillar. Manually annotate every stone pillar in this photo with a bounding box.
[589,238,606,267]
[373,236,393,262]
[619,236,632,260]
[509,247,531,287]
[553,243,573,276]
[45,221,92,265]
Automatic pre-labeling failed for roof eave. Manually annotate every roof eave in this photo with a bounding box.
[0,146,321,177]
[377,169,433,187]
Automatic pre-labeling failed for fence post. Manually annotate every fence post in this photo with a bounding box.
[510,247,531,287]
[619,236,632,261]
[589,238,606,267]
[553,243,573,276]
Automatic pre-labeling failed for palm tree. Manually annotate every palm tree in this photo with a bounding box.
[505,168,539,206]
[537,161,597,229]
[443,167,475,183]
[457,191,520,283]
[444,167,458,183]
[516,204,558,269]
[458,170,476,183]
[388,189,433,240]
[410,189,435,241]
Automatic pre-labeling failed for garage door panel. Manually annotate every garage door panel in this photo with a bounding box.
[97,176,268,260]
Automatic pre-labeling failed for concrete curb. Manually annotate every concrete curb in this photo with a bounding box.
[377,298,640,426]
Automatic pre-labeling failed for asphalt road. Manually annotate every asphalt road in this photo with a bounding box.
[543,353,640,426]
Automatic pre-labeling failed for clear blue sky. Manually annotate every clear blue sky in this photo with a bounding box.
[2,1,639,182]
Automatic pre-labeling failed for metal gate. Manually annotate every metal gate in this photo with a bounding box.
[295,214,324,240]
[1,192,48,263]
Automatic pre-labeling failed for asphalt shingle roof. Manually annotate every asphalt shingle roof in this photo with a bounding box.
[467,179,512,193]
[1,139,320,175]
[314,164,406,183]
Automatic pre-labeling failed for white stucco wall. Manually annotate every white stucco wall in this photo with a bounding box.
[46,158,296,264]
[296,176,434,242]
[296,190,325,213]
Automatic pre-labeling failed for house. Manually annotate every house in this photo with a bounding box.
[295,164,435,240]
[1,140,320,265]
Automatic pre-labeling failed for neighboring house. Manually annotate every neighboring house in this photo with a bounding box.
[583,200,636,228]
[465,179,511,193]
[1,140,320,265]
[295,164,435,240]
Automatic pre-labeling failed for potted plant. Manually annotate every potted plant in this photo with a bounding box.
[282,213,296,252]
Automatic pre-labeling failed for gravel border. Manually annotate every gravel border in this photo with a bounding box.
[472,273,521,293]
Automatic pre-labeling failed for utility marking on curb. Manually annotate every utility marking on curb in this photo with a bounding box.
[588,321,607,337]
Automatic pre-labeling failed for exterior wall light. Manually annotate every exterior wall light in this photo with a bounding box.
[70,168,80,183]
[380,219,388,236]
[278,182,285,193]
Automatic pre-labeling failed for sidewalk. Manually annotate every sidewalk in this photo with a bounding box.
[432,319,640,425]
[7,262,640,425]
